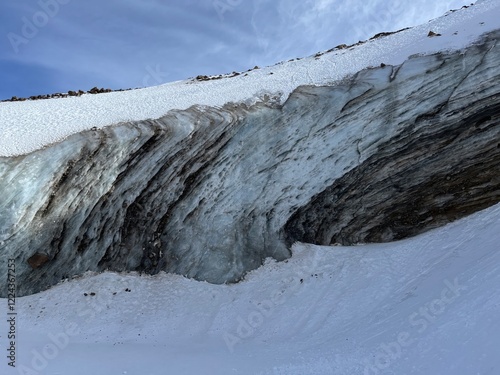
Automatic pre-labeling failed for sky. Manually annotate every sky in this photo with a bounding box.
[0,0,469,100]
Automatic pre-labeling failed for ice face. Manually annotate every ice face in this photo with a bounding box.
[0,29,499,297]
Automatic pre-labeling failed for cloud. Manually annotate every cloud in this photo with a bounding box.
[0,0,475,99]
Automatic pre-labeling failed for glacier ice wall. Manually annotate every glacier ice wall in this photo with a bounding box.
[1,31,499,297]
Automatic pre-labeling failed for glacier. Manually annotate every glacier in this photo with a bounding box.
[0,28,498,297]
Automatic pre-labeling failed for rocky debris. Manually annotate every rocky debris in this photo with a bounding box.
[370,31,395,40]
[445,3,474,16]
[27,253,50,269]
[428,30,442,37]
[88,86,112,94]
[369,28,411,41]
[195,75,211,81]
[315,41,364,59]
[314,28,411,60]
[194,70,244,82]
[246,27,413,67]
[192,66,261,83]
[1,87,132,103]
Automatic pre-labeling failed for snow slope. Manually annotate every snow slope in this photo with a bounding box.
[0,203,499,374]
[0,0,499,156]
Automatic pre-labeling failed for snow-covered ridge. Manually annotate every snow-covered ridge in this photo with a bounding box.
[0,0,499,157]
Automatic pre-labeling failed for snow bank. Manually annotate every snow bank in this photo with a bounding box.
[0,0,499,156]
[1,203,499,374]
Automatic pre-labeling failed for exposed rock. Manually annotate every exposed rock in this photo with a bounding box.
[370,31,395,40]
[1,87,116,102]
[0,30,498,297]
[428,30,442,37]
[195,75,211,81]
[370,28,410,40]
[27,253,50,269]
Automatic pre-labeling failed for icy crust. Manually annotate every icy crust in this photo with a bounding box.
[0,0,499,157]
